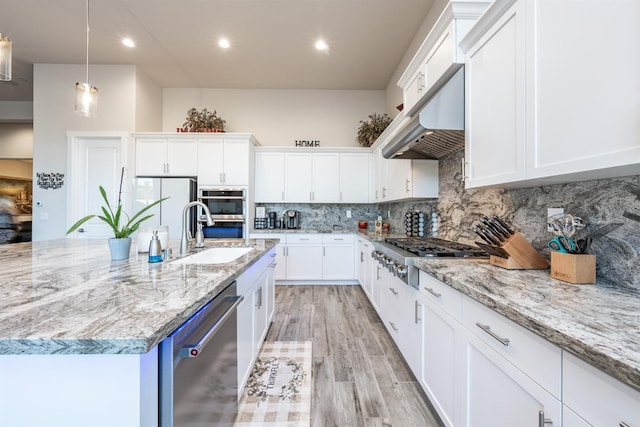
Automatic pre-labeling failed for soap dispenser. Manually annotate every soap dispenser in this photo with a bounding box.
[148,230,163,263]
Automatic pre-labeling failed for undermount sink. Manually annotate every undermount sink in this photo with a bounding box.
[172,247,253,265]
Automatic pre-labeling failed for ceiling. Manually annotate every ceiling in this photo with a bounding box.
[0,0,435,102]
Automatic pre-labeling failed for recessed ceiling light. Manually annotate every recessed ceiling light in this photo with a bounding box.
[121,38,135,48]
[315,39,329,51]
[218,38,230,49]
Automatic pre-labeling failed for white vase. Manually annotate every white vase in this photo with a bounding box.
[108,237,132,260]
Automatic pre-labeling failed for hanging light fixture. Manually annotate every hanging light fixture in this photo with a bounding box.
[75,0,98,117]
[0,33,11,81]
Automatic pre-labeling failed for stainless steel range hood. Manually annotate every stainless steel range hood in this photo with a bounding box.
[382,63,465,160]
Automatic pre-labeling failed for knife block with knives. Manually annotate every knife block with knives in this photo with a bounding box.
[474,215,549,270]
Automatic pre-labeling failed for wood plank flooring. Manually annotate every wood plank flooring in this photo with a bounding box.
[265,285,444,427]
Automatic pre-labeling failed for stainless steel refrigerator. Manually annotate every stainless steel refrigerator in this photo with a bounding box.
[132,178,197,240]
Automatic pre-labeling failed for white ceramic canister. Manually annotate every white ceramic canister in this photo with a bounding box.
[136,227,153,253]
[156,226,169,249]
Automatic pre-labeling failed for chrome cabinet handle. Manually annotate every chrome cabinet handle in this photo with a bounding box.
[360,251,364,262]
[538,411,552,427]
[389,321,398,332]
[476,322,510,346]
[323,247,326,256]
[376,266,380,280]
[389,287,398,296]
[406,179,410,193]
[424,287,441,298]
[619,423,630,427]
[179,295,244,358]
[255,287,263,308]
[415,300,421,324]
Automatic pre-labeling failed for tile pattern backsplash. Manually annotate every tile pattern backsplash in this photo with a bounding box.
[437,150,640,289]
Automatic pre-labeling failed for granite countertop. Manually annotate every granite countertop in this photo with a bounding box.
[413,257,640,392]
[0,238,278,355]
[250,228,355,234]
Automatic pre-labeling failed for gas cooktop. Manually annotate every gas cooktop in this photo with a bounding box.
[384,237,488,258]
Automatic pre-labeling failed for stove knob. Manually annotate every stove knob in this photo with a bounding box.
[395,266,408,278]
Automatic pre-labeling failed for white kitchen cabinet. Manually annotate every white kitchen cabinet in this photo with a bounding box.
[378,155,439,201]
[562,351,640,427]
[419,272,463,427]
[462,0,640,188]
[253,270,268,353]
[385,157,413,200]
[461,326,562,427]
[135,137,198,177]
[255,152,285,202]
[404,68,425,114]
[265,254,276,324]
[562,405,590,427]
[371,260,384,314]
[322,234,355,280]
[284,234,323,280]
[312,153,340,202]
[197,137,251,186]
[284,153,314,202]
[339,153,370,203]
[462,0,526,188]
[357,237,373,297]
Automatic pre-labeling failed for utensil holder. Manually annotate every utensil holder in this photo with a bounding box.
[488,232,549,270]
[550,251,596,284]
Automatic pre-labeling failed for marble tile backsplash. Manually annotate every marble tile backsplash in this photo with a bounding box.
[437,150,640,289]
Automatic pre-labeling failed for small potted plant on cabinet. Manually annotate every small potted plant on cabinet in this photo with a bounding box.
[356,113,392,147]
[182,107,226,132]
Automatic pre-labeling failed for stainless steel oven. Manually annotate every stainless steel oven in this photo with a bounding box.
[198,188,246,238]
[159,281,243,427]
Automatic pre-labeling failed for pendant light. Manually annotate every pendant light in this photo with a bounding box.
[75,0,98,117]
[0,33,11,81]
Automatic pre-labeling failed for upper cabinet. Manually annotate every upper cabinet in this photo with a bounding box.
[372,146,439,202]
[461,0,640,188]
[254,148,370,204]
[134,133,257,184]
[135,137,198,177]
[398,0,491,116]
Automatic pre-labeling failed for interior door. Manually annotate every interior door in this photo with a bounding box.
[68,134,127,238]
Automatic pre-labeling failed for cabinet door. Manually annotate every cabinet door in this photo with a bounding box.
[461,328,561,427]
[373,149,386,201]
[197,138,224,185]
[237,288,255,395]
[526,0,640,180]
[266,255,276,323]
[371,262,384,314]
[424,23,455,92]
[273,243,287,280]
[284,153,313,202]
[404,69,425,113]
[286,244,323,280]
[562,405,590,427]
[340,153,370,203]
[253,271,268,352]
[421,297,460,427]
[322,244,355,280]
[166,138,198,176]
[135,138,167,176]
[312,153,340,202]
[255,152,285,202]
[222,140,250,186]
[386,157,412,200]
[464,0,526,188]
[398,289,422,377]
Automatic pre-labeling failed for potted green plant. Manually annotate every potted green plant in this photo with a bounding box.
[66,168,168,260]
[356,113,392,147]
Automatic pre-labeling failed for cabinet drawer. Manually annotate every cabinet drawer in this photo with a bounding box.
[419,271,462,321]
[322,234,354,244]
[563,352,640,426]
[287,234,322,244]
[249,233,285,241]
[461,295,561,399]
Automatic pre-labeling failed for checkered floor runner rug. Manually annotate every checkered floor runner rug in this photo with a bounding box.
[234,341,312,427]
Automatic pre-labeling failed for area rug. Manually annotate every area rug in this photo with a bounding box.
[235,341,312,427]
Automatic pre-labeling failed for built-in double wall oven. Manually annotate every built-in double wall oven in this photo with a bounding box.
[198,188,246,238]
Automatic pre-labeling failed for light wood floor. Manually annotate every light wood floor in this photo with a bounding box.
[265,285,444,427]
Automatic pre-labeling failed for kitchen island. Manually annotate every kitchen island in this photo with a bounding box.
[0,237,278,427]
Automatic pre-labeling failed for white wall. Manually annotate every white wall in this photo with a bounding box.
[0,123,33,158]
[163,88,385,147]
[32,64,137,241]
[135,70,163,132]
[0,101,33,122]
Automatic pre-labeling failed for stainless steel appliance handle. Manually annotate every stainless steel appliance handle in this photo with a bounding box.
[476,322,510,346]
[180,295,244,358]
[199,196,245,200]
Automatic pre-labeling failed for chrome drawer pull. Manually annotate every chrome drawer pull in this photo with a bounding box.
[424,287,442,298]
[389,287,399,295]
[619,423,630,427]
[476,322,510,346]
[389,321,398,331]
[538,411,552,426]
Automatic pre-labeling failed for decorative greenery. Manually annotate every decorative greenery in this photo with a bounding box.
[66,168,168,239]
[356,112,392,147]
[182,107,226,132]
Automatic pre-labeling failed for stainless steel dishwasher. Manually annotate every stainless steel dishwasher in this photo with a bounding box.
[159,281,243,427]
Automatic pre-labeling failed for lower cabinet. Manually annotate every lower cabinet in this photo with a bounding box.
[237,248,276,398]
[356,237,373,298]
